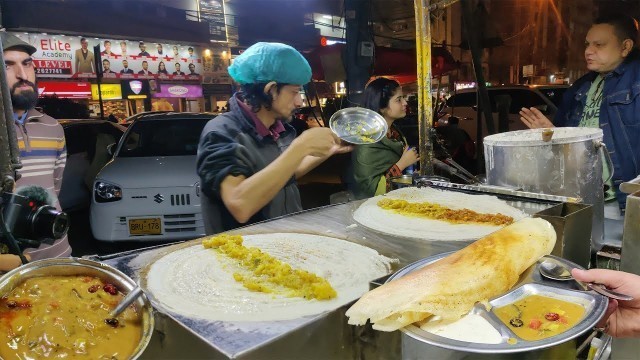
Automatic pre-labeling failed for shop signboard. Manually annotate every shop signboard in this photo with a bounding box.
[38,81,91,99]
[198,0,227,42]
[91,84,122,100]
[121,80,151,99]
[154,84,203,98]
[10,31,204,81]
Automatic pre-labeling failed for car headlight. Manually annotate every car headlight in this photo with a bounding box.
[94,181,122,203]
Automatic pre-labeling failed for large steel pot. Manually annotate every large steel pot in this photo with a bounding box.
[484,127,613,251]
[0,257,154,359]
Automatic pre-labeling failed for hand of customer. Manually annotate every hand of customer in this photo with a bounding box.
[519,107,555,129]
[397,147,419,171]
[572,268,640,338]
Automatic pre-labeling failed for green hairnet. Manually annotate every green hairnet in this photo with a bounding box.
[228,42,311,85]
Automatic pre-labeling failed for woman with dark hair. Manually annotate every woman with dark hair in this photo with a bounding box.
[157,61,168,75]
[351,77,418,198]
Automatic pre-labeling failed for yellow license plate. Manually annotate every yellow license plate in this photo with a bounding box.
[129,218,162,235]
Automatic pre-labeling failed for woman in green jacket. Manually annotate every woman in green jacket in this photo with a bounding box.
[352,77,419,198]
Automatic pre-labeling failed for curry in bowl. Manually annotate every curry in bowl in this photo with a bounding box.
[0,258,153,360]
[0,275,142,359]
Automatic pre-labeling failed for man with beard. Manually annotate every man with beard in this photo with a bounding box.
[0,32,72,270]
[196,42,351,233]
[102,59,115,74]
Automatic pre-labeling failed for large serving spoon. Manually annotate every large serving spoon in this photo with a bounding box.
[538,260,633,301]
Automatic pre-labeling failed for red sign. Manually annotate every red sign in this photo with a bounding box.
[38,81,92,99]
[34,60,73,75]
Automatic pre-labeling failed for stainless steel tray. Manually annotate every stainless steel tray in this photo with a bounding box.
[389,253,608,354]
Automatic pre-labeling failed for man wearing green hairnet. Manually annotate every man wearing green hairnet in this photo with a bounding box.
[197,42,351,232]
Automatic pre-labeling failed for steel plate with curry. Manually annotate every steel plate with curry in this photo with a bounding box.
[0,275,142,359]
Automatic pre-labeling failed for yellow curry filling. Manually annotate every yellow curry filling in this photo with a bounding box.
[202,234,337,300]
[344,123,377,143]
[0,276,141,359]
[494,294,585,341]
[377,198,514,226]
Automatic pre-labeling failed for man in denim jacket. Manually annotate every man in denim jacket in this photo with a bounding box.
[520,14,640,213]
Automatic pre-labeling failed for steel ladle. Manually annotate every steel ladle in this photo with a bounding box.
[538,260,633,301]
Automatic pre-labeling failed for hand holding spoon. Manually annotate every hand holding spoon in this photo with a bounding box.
[538,260,633,301]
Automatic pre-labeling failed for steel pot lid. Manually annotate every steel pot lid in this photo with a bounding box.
[483,128,603,147]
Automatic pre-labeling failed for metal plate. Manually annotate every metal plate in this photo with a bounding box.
[329,107,388,144]
[387,253,608,353]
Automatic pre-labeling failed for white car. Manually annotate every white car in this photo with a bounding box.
[90,112,214,242]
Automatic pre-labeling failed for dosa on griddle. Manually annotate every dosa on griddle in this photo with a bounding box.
[345,217,556,331]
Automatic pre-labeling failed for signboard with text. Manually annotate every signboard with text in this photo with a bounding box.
[154,84,203,98]
[199,0,227,42]
[38,81,91,99]
[11,32,205,81]
[91,84,123,100]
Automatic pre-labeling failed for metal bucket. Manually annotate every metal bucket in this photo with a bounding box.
[484,127,613,251]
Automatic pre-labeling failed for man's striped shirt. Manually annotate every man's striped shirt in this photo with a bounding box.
[14,108,72,260]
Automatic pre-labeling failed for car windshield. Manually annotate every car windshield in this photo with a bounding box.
[537,87,568,108]
[117,118,210,157]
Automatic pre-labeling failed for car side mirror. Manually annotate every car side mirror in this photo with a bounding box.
[106,143,116,156]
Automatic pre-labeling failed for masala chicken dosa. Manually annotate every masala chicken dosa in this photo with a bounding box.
[345,217,556,331]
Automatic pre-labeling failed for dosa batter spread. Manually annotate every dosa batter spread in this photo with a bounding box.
[145,233,393,322]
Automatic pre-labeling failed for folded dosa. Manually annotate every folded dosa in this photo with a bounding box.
[345,217,556,331]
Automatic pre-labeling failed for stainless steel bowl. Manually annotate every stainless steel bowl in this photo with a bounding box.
[329,107,388,144]
[0,257,154,359]
[390,175,414,190]
[390,175,450,190]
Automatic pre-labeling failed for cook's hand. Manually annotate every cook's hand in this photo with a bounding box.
[519,107,554,129]
[572,268,640,338]
[292,128,344,158]
[397,147,419,171]
[330,140,353,155]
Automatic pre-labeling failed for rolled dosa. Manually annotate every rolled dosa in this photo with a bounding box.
[345,217,556,331]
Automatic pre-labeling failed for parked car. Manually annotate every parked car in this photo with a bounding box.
[90,112,215,242]
[121,111,170,126]
[444,84,569,142]
[58,119,126,212]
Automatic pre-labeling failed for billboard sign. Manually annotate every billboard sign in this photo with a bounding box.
[11,32,204,81]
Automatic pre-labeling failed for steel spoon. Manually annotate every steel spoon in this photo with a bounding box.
[109,286,144,318]
[538,260,633,301]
